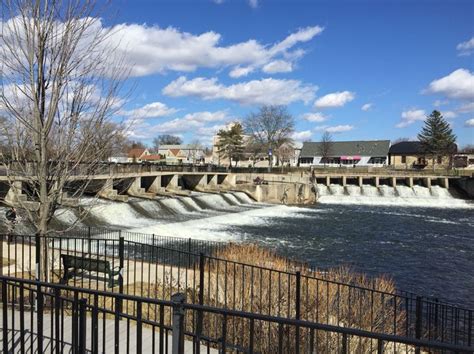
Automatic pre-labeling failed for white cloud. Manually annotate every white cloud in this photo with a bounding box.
[457,102,474,113]
[229,66,255,78]
[103,23,323,77]
[465,118,474,127]
[425,69,474,100]
[126,110,231,139]
[396,109,426,128]
[248,0,259,8]
[442,111,457,119]
[302,112,328,122]
[120,101,177,118]
[361,103,373,111]
[314,125,354,133]
[314,91,355,108]
[292,130,312,141]
[162,76,316,105]
[433,99,449,107]
[456,37,474,56]
[262,60,293,74]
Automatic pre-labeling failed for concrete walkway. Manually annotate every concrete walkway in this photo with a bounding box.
[0,307,217,353]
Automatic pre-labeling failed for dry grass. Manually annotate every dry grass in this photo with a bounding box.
[3,243,411,353]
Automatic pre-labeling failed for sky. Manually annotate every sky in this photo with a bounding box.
[89,0,473,146]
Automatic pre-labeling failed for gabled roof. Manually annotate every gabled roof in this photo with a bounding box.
[141,154,163,161]
[388,141,423,155]
[128,148,147,158]
[169,149,181,156]
[300,140,390,157]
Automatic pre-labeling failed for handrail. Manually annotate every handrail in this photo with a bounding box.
[1,276,472,353]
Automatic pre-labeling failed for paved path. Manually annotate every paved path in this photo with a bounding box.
[0,307,217,353]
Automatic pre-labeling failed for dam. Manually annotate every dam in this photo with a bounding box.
[0,165,470,207]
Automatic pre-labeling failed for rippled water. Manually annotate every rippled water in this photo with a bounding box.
[233,204,474,307]
[2,188,472,308]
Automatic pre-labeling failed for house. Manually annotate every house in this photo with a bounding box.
[299,140,390,167]
[157,145,205,164]
[453,154,474,169]
[127,148,150,162]
[388,141,457,169]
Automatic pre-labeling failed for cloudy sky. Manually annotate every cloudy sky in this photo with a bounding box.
[104,0,473,146]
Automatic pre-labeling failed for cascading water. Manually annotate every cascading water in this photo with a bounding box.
[180,196,203,211]
[316,183,472,208]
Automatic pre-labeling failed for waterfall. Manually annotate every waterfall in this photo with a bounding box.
[194,193,234,209]
[158,198,194,214]
[317,183,472,208]
[180,196,203,211]
[233,192,255,204]
[221,193,242,205]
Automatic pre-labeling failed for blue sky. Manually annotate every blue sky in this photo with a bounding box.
[105,0,473,147]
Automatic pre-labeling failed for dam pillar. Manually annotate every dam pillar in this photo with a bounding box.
[208,174,218,187]
[423,177,432,189]
[406,177,413,188]
[128,177,142,194]
[373,177,379,187]
[390,177,396,187]
[439,177,449,189]
[167,174,179,188]
[148,176,162,193]
[341,176,346,187]
[358,176,363,187]
[99,179,128,202]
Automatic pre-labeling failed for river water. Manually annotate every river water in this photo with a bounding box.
[1,185,473,307]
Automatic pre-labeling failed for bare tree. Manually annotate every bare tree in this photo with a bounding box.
[0,0,129,280]
[244,105,294,170]
[319,131,333,166]
[152,134,183,151]
[188,139,203,164]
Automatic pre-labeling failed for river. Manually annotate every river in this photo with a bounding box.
[2,185,473,307]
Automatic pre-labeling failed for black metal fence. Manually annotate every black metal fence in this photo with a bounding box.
[0,233,472,350]
[0,276,472,353]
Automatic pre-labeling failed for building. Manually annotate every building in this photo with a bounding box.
[388,141,457,169]
[127,148,150,162]
[157,144,205,164]
[299,140,390,167]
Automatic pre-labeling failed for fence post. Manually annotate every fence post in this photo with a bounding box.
[78,298,87,354]
[37,283,44,353]
[295,271,301,354]
[187,238,192,268]
[195,253,205,354]
[341,333,348,354]
[2,279,8,354]
[171,293,186,354]
[88,226,92,254]
[118,236,124,306]
[35,233,41,281]
[468,310,472,347]
[415,296,422,354]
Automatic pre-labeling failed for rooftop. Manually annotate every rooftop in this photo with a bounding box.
[300,140,390,157]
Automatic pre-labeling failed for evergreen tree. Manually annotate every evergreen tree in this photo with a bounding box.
[417,110,456,169]
[216,123,245,168]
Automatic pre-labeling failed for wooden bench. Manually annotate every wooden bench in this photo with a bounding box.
[61,254,121,288]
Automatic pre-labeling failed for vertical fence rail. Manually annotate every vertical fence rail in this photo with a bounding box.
[0,233,473,350]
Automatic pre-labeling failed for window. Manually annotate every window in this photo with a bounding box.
[299,157,313,164]
[401,156,406,164]
[437,156,442,164]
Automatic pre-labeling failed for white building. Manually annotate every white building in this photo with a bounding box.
[299,140,390,167]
